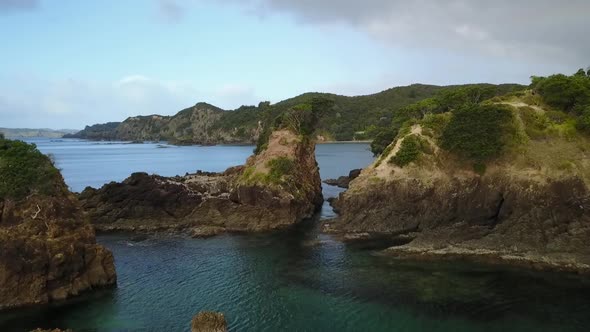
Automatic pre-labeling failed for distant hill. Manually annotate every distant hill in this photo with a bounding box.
[66,83,524,144]
[0,128,79,139]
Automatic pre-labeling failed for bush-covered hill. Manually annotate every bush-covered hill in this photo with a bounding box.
[66,83,523,144]
[369,68,590,175]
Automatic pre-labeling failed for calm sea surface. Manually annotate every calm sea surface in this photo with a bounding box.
[1,139,589,332]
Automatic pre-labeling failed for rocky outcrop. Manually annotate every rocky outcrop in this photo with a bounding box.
[323,168,362,188]
[191,312,227,332]
[0,142,116,311]
[79,128,323,234]
[330,108,590,273]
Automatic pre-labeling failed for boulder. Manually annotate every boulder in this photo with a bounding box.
[323,168,362,188]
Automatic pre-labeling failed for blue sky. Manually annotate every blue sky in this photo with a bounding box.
[1,0,587,129]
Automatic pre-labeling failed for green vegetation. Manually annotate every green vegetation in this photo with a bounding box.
[389,134,429,167]
[531,69,590,134]
[254,97,331,154]
[368,69,590,175]
[267,157,296,184]
[441,104,514,161]
[369,84,521,155]
[370,127,397,156]
[240,157,296,187]
[578,109,590,133]
[0,137,63,200]
[68,82,523,144]
[531,71,590,113]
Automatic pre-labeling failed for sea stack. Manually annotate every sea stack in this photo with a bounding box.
[78,101,325,234]
[0,138,116,310]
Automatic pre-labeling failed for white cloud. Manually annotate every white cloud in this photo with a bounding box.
[217,0,590,65]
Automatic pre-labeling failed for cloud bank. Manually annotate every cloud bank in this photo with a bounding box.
[221,0,589,64]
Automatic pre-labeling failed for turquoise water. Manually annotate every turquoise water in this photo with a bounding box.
[1,139,589,331]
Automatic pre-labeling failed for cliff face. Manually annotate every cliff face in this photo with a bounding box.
[0,140,116,311]
[331,100,590,272]
[79,128,323,234]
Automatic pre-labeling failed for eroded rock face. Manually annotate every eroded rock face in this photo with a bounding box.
[330,169,590,270]
[79,129,323,234]
[0,193,116,311]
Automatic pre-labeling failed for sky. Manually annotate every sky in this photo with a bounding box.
[0,0,588,129]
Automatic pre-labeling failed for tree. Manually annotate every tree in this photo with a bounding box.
[577,108,590,133]
[575,68,587,77]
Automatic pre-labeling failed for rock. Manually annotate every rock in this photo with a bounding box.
[323,168,362,188]
[190,226,226,238]
[78,127,323,234]
[191,311,227,332]
[130,234,149,242]
[331,120,590,273]
[0,139,117,311]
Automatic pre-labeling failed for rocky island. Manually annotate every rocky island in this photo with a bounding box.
[0,135,116,311]
[77,102,325,236]
[329,70,590,273]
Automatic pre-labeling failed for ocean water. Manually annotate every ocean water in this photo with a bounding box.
[1,139,589,332]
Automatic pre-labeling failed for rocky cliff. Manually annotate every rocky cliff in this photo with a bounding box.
[79,120,323,234]
[0,139,116,311]
[330,95,590,273]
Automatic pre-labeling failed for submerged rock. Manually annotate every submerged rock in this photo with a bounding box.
[191,311,227,332]
[79,124,323,235]
[0,138,116,311]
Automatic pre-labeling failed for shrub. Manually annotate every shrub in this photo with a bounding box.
[532,71,590,112]
[267,157,296,184]
[0,138,62,200]
[421,113,451,138]
[576,108,590,134]
[518,107,551,139]
[389,134,427,167]
[441,104,513,161]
